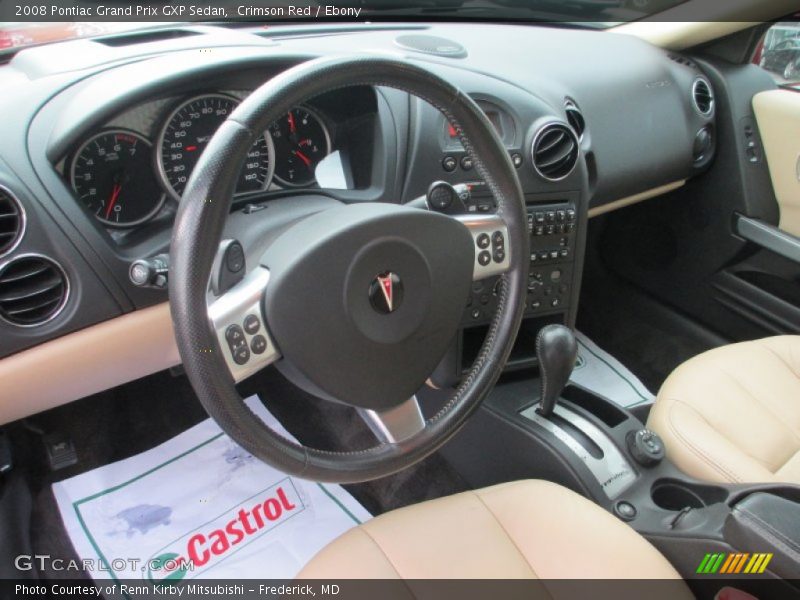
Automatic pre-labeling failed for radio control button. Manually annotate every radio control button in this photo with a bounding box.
[251,335,267,355]
[243,314,261,335]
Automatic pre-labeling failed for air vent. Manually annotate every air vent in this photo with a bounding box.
[0,187,24,257]
[0,255,68,326]
[692,79,714,116]
[531,123,579,181]
[564,101,586,139]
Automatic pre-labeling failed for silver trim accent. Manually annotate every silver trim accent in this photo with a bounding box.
[268,105,332,188]
[0,253,70,328]
[530,121,579,182]
[0,184,26,259]
[208,267,280,382]
[564,99,585,141]
[456,213,511,280]
[736,214,800,264]
[69,129,167,228]
[692,78,715,117]
[361,396,426,444]
[155,93,276,202]
[520,402,636,499]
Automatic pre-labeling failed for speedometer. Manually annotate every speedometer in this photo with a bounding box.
[156,94,275,201]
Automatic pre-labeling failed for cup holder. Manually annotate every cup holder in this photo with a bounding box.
[651,478,728,511]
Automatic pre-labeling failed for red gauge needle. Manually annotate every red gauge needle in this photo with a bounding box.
[185,145,198,152]
[287,111,296,133]
[293,149,312,168]
[105,183,122,219]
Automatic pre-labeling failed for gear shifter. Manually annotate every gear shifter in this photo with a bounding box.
[536,324,578,418]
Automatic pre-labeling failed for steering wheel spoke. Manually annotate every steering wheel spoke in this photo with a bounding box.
[208,267,280,382]
[455,214,511,281]
[359,396,426,444]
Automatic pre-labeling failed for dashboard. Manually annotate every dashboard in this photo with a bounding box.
[0,22,724,421]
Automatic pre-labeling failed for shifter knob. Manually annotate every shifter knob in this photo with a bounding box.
[536,324,578,418]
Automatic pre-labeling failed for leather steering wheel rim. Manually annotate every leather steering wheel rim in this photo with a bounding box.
[169,55,529,484]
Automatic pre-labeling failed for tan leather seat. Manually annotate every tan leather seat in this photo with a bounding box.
[648,335,800,485]
[299,480,687,583]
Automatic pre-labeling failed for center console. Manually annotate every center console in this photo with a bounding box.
[427,186,586,386]
[461,198,579,327]
[434,325,800,597]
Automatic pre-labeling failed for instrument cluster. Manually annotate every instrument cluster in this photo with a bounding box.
[67,92,333,228]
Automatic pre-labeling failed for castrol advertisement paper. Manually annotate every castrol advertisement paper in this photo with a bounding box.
[52,396,371,583]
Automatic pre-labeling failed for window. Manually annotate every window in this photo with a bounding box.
[753,21,800,87]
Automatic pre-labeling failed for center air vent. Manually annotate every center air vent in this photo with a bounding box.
[692,79,714,116]
[0,187,24,257]
[531,123,579,181]
[564,100,586,139]
[0,255,68,326]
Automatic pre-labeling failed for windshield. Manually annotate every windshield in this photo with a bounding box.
[1,0,691,53]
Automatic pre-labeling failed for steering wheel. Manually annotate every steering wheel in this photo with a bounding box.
[170,56,529,483]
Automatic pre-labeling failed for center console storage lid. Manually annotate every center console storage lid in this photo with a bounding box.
[724,492,800,579]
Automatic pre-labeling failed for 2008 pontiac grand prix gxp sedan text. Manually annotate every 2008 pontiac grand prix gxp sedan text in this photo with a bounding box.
[1,2,800,599]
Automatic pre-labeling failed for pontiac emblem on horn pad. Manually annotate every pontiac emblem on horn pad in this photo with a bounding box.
[369,272,403,314]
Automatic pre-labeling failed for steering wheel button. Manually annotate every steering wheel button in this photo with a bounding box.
[476,233,490,249]
[460,156,473,171]
[232,345,250,365]
[493,249,506,263]
[491,231,505,246]
[250,334,268,355]
[442,156,457,172]
[477,251,491,266]
[225,325,245,345]
[243,314,261,335]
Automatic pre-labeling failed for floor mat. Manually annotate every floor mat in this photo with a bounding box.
[52,396,370,584]
[569,331,655,409]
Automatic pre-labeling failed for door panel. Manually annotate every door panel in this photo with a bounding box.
[753,89,800,236]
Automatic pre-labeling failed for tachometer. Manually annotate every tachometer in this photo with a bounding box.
[157,94,275,201]
[268,107,331,187]
[70,130,165,227]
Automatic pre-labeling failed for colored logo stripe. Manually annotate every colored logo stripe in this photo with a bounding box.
[697,552,773,575]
